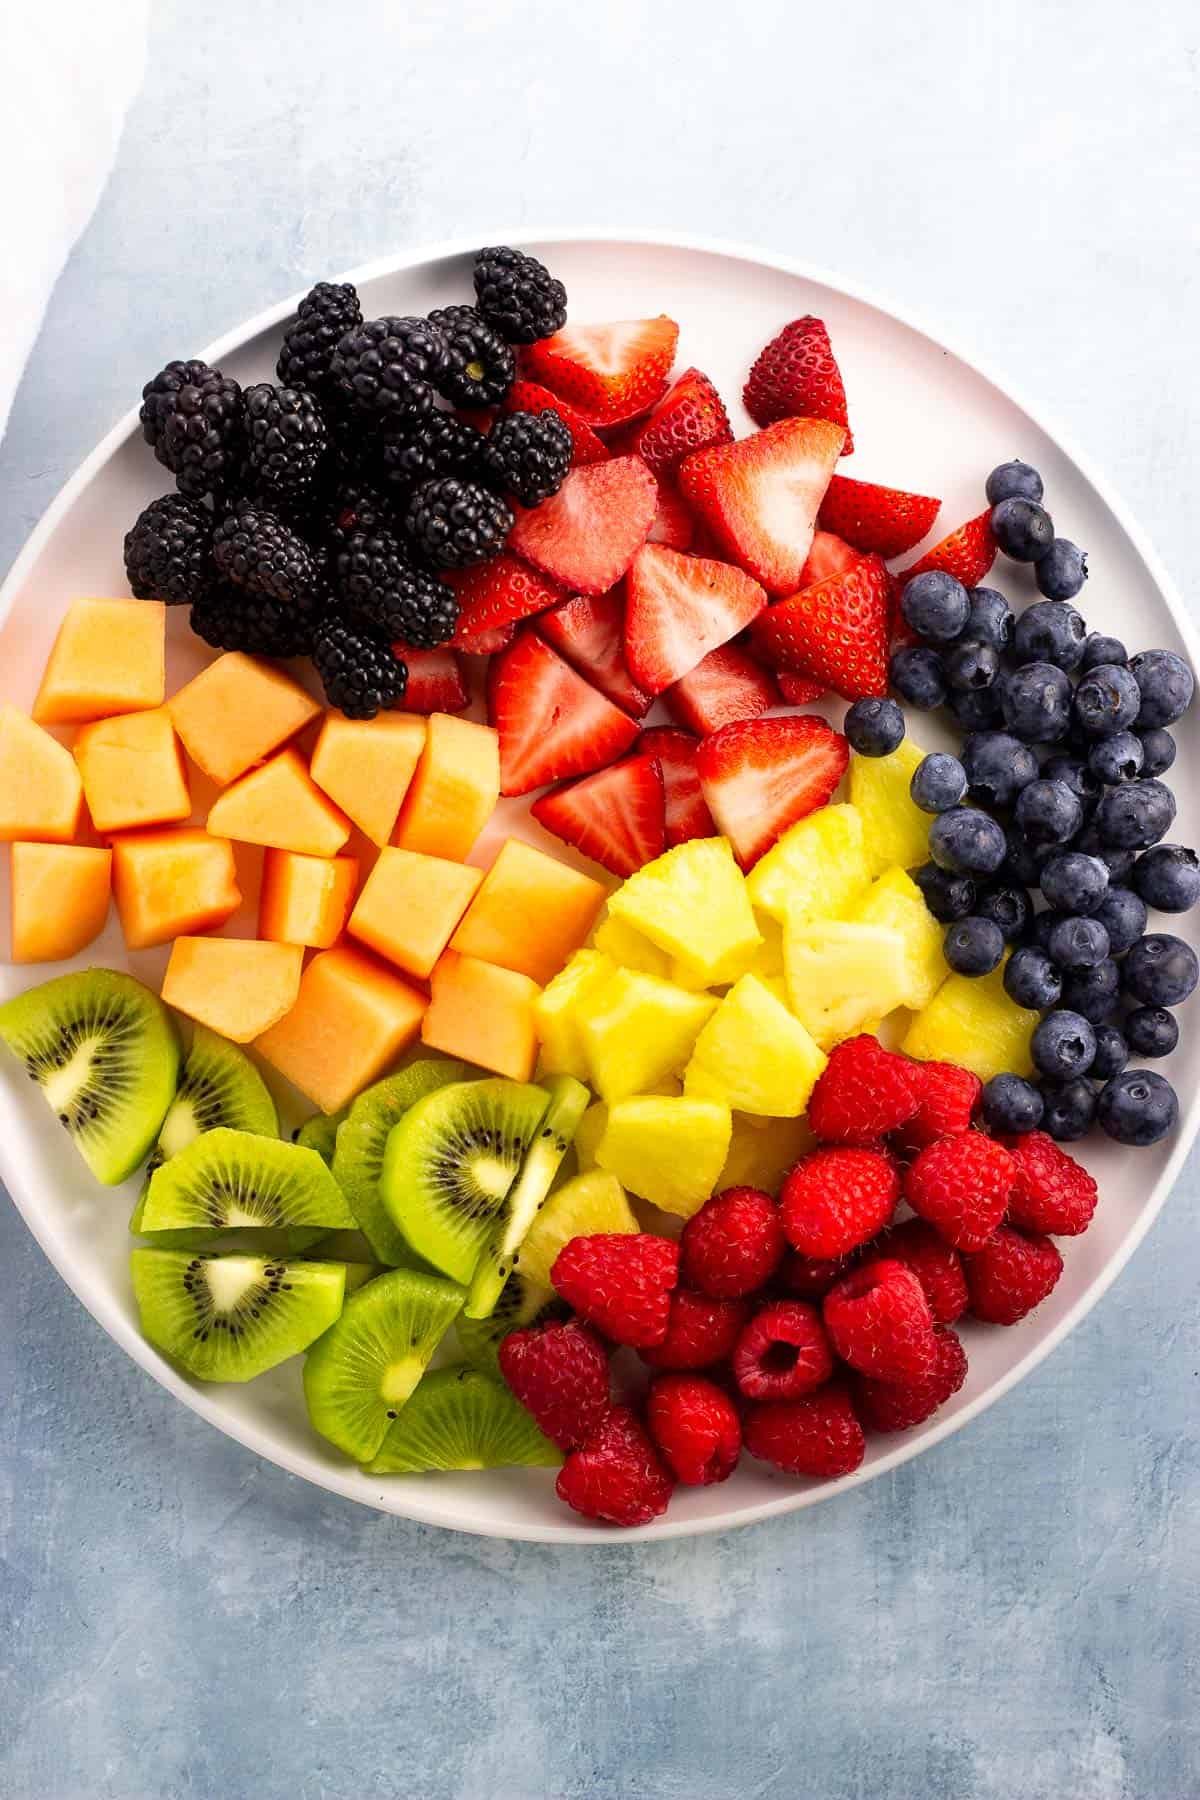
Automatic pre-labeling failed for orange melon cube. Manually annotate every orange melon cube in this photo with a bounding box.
[422,951,541,1081]
[348,847,482,980]
[167,652,322,787]
[0,705,84,843]
[259,850,359,949]
[450,837,606,984]
[10,843,112,963]
[255,944,428,1113]
[393,713,499,861]
[73,707,191,834]
[111,828,240,950]
[206,747,350,857]
[161,937,304,1042]
[33,599,165,724]
[309,712,425,846]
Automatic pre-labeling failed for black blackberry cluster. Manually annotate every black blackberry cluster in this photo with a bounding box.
[244,383,328,497]
[140,360,245,499]
[405,477,513,570]
[124,494,214,605]
[375,411,483,491]
[329,315,447,421]
[211,505,328,654]
[478,408,572,507]
[336,528,460,648]
[428,304,516,407]
[473,246,568,345]
[277,281,362,393]
[312,615,408,719]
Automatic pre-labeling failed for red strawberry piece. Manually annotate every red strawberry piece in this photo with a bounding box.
[898,509,997,589]
[551,1232,679,1349]
[854,1326,968,1433]
[743,1382,865,1478]
[531,754,666,879]
[501,379,610,465]
[679,1186,787,1298]
[497,1319,612,1452]
[623,543,767,695]
[877,1217,968,1325]
[507,456,658,596]
[680,418,845,596]
[817,475,941,560]
[743,316,854,451]
[647,1374,741,1486]
[963,1225,1064,1326]
[487,632,641,796]
[634,367,733,480]
[1000,1130,1099,1237]
[524,316,680,427]
[823,1258,938,1383]
[752,553,891,702]
[903,1133,1016,1252]
[454,406,496,435]
[641,1290,750,1370]
[733,1299,834,1401]
[664,641,780,737]
[777,673,827,706]
[395,647,469,714]
[896,1060,982,1153]
[556,1405,675,1526]
[780,1146,900,1259]
[780,1249,860,1301]
[799,530,861,588]
[807,1035,920,1146]
[646,480,696,550]
[696,714,849,869]
[454,622,515,656]
[638,726,715,847]
[445,550,566,643]
[537,589,652,718]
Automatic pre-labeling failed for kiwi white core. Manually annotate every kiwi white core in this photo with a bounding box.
[203,1256,265,1312]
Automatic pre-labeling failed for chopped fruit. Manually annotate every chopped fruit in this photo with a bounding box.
[592,914,671,978]
[167,652,321,787]
[111,828,240,950]
[743,913,785,979]
[646,482,695,550]
[963,1226,1063,1324]
[537,590,652,718]
[743,1384,865,1478]
[902,964,1039,1082]
[421,951,540,1081]
[10,843,111,964]
[879,1218,968,1325]
[207,747,351,857]
[308,712,425,847]
[899,509,997,589]
[0,705,84,843]
[524,316,680,426]
[607,837,761,987]
[131,1249,346,1384]
[596,1095,732,1218]
[897,1059,981,1150]
[550,1231,679,1347]
[647,1375,741,1486]
[680,418,845,595]
[507,456,658,594]
[799,530,860,587]
[777,673,827,705]
[255,944,427,1114]
[452,838,606,984]
[784,919,908,1050]
[1000,1131,1098,1237]
[556,1405,675,1526]
[637,727,715,846]
[517,1169,638,1289]
[743,315,854,448]
[904,1134,1015,1252]
[680,1186,787,1297]
[854,1326,968,1431]
[642,1290,749,1370]
[781,1147,900,1258]
[697,715,849,870]
[753,553,890,701]
[573,1103,608,1171]
[445,550,566,641]
[258,850,359,949]
[531,755,665,878]
[577,968,717,1103]
[624,544,767,695]
[664,641,780,737]
[780,1250,858,1301]
[500,379,611,464]
[848,739,931,876]
[393,713,499,862]
[733,1299,833,1400]
[33,597,165,723]
[684,975,827,1117]
[807,1035,919,1145]
[745,802,868,926]
[73,708,191,834]
[847,866,947,1011]
[453,621,515,656]
[634,367,733,479]
[534,949,617,1079]
[498,1319,612,1452]
[823,1258,938,1383]
[817,475,941,558]
[397,648,468,714]
[161,937,304,1042]
[717,1113,812,1198]
[349,847,482,979]
[488,632,641,796]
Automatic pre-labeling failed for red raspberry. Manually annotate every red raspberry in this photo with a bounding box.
[551,1233,679,1348]
[896,1060,981,1153]
[743,1382,866,1478]
[732,1299,834,1399]
[647,1374,742,1485]
[903,1132,1015,1251]
[680,1186,787,1297]
[854,1326,968,1432]
[878,1216,968,1324]
[823,1257,938,1382]
[556,1405,675,1527]
[964,1225,1064,1325]
[780,1146,899,1258]
[808,1035,920,1145]
[641,1290,750,1370]
[779,1248,859,1300]
[497,1319,612,1452]
[1001,1131,1099,1237]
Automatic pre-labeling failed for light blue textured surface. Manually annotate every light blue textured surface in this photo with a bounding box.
[2,4,1199,1794]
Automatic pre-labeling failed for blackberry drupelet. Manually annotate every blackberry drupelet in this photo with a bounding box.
[124,493,215,605]
[375,411,484,491]
[312,614,408,719]
[211,505,329,653]
[477,409,572,507]
[277,281,363,393]
[313,477,397,555]
[428,304,516,407]
[405,476,514,570]
[336,528,459,648]
[473,245,568,345]
[329,316,448,421]
[190,582,321,659]
[244,383,329,498]
[140,360,245,499]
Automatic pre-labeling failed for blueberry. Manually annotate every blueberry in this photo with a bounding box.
[1044,756,1102,814]
[944,916,1006,976]
[1094,779,1176,850]
[1090,886,1148,955]
[1039,851,1109,914]
[961,731,1038,808]
[910,752,968,814]
[844,696,905,756]
[1130,844,1200,913]
[1125,1005,1179,1059]
[1087,731,1144,785]
[976,881,1032,943]
[1061,958,1121,1024]
[1035,538,1088,601]
[1096,1069,1178,1146]
[964,587,1014,650]
[1075,824,1137,882]
[1013,601,1087,672]
[1004,945,1063,1010]
[943,640,1000,695]
[1032,1008,1097,1079]
[1129,648,1194,729]
[890,646,947,711]
[1073,665,1141,742]
[992,497,1055,562]
[951,686,1004,731]
[997,662,1073,743]
[1122,933,1199,1007]
[1091,1024,1129,1081]
[985,460,1044,506]
[1015,778,1084,847]
[928,807,1008,877]
[1039,1077,1098,1141]
[913,861,978,923]
[981,1073,1045,1135]
[1080,632,1128,672]
[1047,914,1111,970]
[900,570,970,643]
[1138,727,1176,777]
[1003,824,1055,887]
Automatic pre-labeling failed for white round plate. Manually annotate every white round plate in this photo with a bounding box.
[2,232,1198,1544]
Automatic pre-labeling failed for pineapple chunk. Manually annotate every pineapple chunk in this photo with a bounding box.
[744,912,786,980]
[592,914,672,978]
[578,969,717,1103]
[848,867,948,1011]
[533,949,614,1079]
[785,919,910,1050]
[849,741,930,876]
[903,961,1038,1081]
[745,803,870,926]
[684,975,827,1117]
[574,1103,608,1170]
[596,1096,732,1218]
[719,1112,813,1196]
[608,838,760,986]
[519,1170,638,1288]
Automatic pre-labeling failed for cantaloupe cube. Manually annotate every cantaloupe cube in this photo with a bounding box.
[255,944,428,1113]
[309,713,425,846]
[111,828,240,950]
[0,705,84,843]
[207,747,350,857]
[422,951,540,1081]
[450,838,607,985]
[161,937,304,1042]
[348,848,482,979]
[33,599,165,724]
[10,843,112,963]
[167,652,322,787]
[259,850,359,949]
[393,714,499,861]
[73,707,191,834]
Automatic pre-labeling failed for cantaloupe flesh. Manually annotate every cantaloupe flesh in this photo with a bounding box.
[111,828,241,950]
[450,837,607,985]
[206,747,351,857]
[393,714,500,861]
[258,850,359,949]
[0,705,84,842]
[422,951,541,1082]
[33,599,165,724]
[255,945,428,1114]
[167,652,322,788]
[348,848,482,980]
[73,706,191,834]
[161,937,304,1042]
[10,843,112,963]
[309,713,425,846]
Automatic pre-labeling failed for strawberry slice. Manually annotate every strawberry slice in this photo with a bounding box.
[445,551,565,642]
[697,715,849,868]
[507,455,658,596]
[898,509,997,589]
[743,316,854,450]
[531,754,666,878]
[817,475,941,559]
[397,648,469,714]
[634,368,733,479]
[487,632,641,796]
[679,419,845,596]
[525,317,680,426]
[777,672,827,706]
[647,480,695,550]
[624,544,767,695]
[665,641,780,737]
[753,554,891,701]
[639,726,716,847]
[537,590,652,718]
[501,380,611,466]
[798,530,861,588]
[454,622,515,656]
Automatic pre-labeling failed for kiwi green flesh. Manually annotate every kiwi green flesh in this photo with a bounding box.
[455,1271,567,1377]
[0,969,179,1185]
[367,1365,560,1473]
[332,1060,465,1266]
[129,1186,330,1255]
[338,1261,384,1296]
[141,1128,355,1235]
[294,1107,349,1167]
[147,1025,278,1181]
[131,1248,346,1382]
[303,1266,464,1461]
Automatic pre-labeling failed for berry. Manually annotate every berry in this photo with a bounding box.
[910,752,967,813]
[140,360,245,499]
[640,1290,749,1371]
[497,1319,611,1451]
[447,551,564,645]
[903,1133,1015,1251]
[1002,1130,1098,1236]
[1096,1068,1179,1145]
[402,648,468,714]
[743,1383,865,1478]
[743,315,853,447]
[753,553,891,701]
[1040,851,1109,915]
[680,1187,786,1299]
[336,529,459,648]
[376,411,485,490]
[889,646,948,711]
[855,1326,969,1432]
[626,544,768,697]
[311,614,406,719]
[944,916,1005,976]
[509,456,657,596]
[1060,958,1120,1024]
[991,496,1054,561]
[501,379,608,467]
[1082,836,1139,883]
[527,317,678,427]
[556,1406,673,1527]
[975,881,1032,943]
[816,474,940,558]
[634,368,733,480]
[901,1060,982,1149]
[951,683,1001,731]
[1125,1005,1178,1059]
[666,641,779,736]
[1031,1009,1097,1080]
[405,475,513,570]
[780,1250,860,1301]
[1091,1024,1129,1081]
[1044,754,1102,815]
[964,586,1014,650]
[1012,600,1086,672]
[944,639,1000,693]
[426,303,516,408]
[212,504,328,634]
[1138,727,1176,777]
[1004,946,1063,1011]
[963,1225,1063,1324]
[532,755,666,879]
[476,409,571,508]
[880,1217,969,1323]
[961,732,1038,809]
[489,631,640,797]
[842,696,904,758]
[189,584,310,659]
[1091,885,1148,954]
[1038,1077,1097,1141]
[124,493,214,606]
[986,460,1043,505]
[732,1299,834,1401]
[1082,632,1128,670]
[330,315,447,421]
[473,246,568,346]
[899,510,998,590]
[277,281,362,393]
[1122,932,1199,1006]
[823,1259,938,1383]
[1088,731,1144,785]
[536,587,651,718]
[900,569,969,642]
[928,807,1007,877]
[316,477,396,554]
[1094,778,1177,850]
[913,862,977,923]
[1129,648,1194,729]
[243,383,328,498]
[1131,844,1200,913]
[807,1035,919,1146]
[1014,778,1084,847]
[1046,914,1110,971]
[646,1375,741,1486]
[1035,538,1088,601]
[780,1147,899,1259]
[997,661,1073,743]
[981,1073,1044,1136]
[1073,661,1140,737]
[637,726,715,846]
[550,1233,679,1349]
[695,715,849,871]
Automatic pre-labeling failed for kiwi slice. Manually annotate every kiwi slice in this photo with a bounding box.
[367,1366,560,1473]
[380,1079,550,1285]
[131,1247,346,1382]
[294,1108,348,1167]
[0,969,179,1186]
[148,1025,278,1183]
[339,1261,383,1296]
[456,1270,567,1377]
[140,1130,356,1253]
[464,1074,589,1320]
[332,1060,466,1267]
[303,1266,464,1461]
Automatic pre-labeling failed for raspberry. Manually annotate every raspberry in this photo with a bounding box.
[679,1186,787,1298]
[641,1290,749,1370]
[896,1060,981,1152]
[823,1258,938,1383]
[733,1299,834,1400]
[1000,1130,1099,1237]
[779,1249,860,1300]
[555,1405,674,1526]
[550,1233,679,1349]
[903,1133,1015,1252]
[808,1035,919,1145]
[743,1383,866,1479]
[497,1319,612,1452]
[963,1226,1064,1325]
[877,1217,968,1325]
[779,1147,899,1258]
[647,1374,742,1486]
[854,1327,968,1432]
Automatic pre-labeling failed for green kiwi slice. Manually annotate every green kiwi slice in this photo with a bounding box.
[332,1060,466,1267]
[0,969,179,1186]
[294,1108,348,1167]
[338,1262,383,1296]
[148,1025,278,1182]
[303,1266,464,1461]
[456,1270,567,1377]
[380,1079,550,1285]
[140,1129,356,1253]
[131,1248,346,1382]
[367,1366,560,1473]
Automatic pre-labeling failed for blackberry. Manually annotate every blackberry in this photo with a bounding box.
[329,316,448,421]
[312,614,407,719]
[477,409,572,507]
[212,504,328,652]
[140,360,245,499]
[473,245,568,345]
[312,477,397,555]
[190,582,321,659]
[375,411,484,492]
[243,383,329,500]
[405,476,513,570]
[124,494,215,606]
[277,281,363,393]
[336,528,459,649]
[428,304,516,407]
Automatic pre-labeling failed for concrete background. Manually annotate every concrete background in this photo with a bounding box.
[2,2,1198,1794]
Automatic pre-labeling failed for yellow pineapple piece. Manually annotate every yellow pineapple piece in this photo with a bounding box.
[849,740,930,876]
[520,1170,638,1288]
[743,913,786,981]
[718,1112,814,1196]
[574,1103,608,1171]
[745,803,870,926]
[578,969,716,1103]
[684,975,827,1117]
[903,961,1038,1080]
[533,949,615,1079]
[848,866,948,1011]
[592,914,673,979]
[784,918,910,1050]
[596,1096,732,1218]
[607,838,760,987]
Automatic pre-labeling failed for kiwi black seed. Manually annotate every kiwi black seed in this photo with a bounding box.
[331,1059,466,1266]
[148,1024,278,1181]
[131,1247,346,1381]
[140,1127,356,1254]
